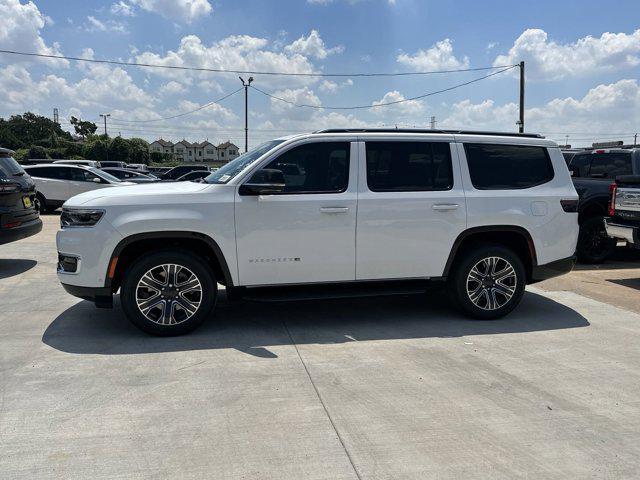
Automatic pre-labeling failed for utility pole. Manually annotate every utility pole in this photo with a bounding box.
[99,113,110,136]
[430,116,437,129]
[53,108,59,125]
[517,61,525,133]
[565,135,569,147]
[634,133,638,147]
[239,77,253,153]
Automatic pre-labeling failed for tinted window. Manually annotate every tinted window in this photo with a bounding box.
[465,144,554,189]
[105,169,126,179]
[261,142,350,194]
[366,142,452,192]
[24,166,66,180]
[68,168,103,183]
[588,153,632,178]
[206,140,283,184]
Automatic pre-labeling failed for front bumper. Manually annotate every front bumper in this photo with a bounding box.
[605,219,639,247]
[61,283,113,308]
[0,218,42,245]
[530,255,576,283]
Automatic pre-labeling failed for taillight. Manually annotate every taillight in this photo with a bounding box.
[0,182,20,193]
[560,199,578,212]
[608,182,617,216]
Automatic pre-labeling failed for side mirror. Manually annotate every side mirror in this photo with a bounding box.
[92,177,103,183]
[568,167,578,177]
[239,169,286,195]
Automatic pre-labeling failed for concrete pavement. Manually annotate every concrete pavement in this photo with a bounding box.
[1,216,640,479]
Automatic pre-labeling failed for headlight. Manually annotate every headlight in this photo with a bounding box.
[60,208,105,228]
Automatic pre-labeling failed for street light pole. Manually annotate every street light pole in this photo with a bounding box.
[239,77,253,153]
[517,61,525,133]
[99,113,110,136]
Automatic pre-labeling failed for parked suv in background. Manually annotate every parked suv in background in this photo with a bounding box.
[605,175,640,248]
[0,148,42,245]
[159,165,211,181]
[568,148,640,262]
[57,130,578,336]
[24,164,133,213]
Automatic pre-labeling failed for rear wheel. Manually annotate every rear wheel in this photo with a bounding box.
[448,244,526,320]
[577,216,616,264]
[120,250,217,336]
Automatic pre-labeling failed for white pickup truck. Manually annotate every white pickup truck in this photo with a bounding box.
[605,175,640,248]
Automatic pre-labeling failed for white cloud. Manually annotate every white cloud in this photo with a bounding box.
[269,87,321,121]
[135,34,319,87]
[0,0,67,66]
[371,90,425,116]
[397,39,470,71]
[308,0,396,4]
[111,1,135,16]
[85,15,127,33]
[440,79,640,146]
[129,0,212,23]
[494,28,640,80]
[284,30,344,59]
[159,80,187,95]
[319,78,353,93]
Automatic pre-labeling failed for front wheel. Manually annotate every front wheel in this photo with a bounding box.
[120,250,217,336]
[449,244,526,320]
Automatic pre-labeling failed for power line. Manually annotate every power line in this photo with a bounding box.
[110,88,243,123]
[250,65,518,110]
[0,48,517,78]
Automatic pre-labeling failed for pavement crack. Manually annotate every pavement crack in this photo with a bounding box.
[282,320,363,480]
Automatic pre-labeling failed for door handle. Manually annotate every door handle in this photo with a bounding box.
[320,207,349,214]
[432,203,459,211]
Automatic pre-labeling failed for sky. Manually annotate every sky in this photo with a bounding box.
[0,0,639,148]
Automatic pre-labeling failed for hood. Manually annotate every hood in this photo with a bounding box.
[64,181,214,208]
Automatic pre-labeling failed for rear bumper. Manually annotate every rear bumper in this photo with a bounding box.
[61,283,113,308]
[605,219,639,246]
[0,218,42,245]
[530,255,576,283]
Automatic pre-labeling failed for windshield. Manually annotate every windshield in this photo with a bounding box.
[90,167,123,183]
[205,140,284,184]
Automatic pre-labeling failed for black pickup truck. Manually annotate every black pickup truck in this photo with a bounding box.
[605,175,640,249]
[568,148,640,263]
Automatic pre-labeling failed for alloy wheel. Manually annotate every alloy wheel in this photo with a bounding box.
[465,256,517,311]
[135,263,202,325]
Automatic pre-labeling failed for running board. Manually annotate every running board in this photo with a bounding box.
[238,280,440,303]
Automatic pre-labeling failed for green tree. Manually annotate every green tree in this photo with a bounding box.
[3,113,71,146]
[108,136,131,162]
[28,145,48,160]
[127,137,150,164]
[69,116,98,140]
[86,139,109,162]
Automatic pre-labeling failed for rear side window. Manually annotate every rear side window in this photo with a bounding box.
[263,141,350,194]
[0,156,25,178]
[588,153,632,178]
[366,141,453,192]
[464,144,554,190]
[24,166,66,180]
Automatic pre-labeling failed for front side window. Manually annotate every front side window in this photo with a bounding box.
[261,142,350,194]
[366,141,453,192]
[464,143,554,190]
[206,140,283,184]
[588,153,632,178]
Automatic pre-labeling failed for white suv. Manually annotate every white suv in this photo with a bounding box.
[56,130,579,335]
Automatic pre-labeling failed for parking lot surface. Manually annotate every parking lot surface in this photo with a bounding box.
[2,216,640,479]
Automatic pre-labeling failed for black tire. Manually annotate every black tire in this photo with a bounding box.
[577,216,616,264]
[120,250,217,336]
[448,244,526,320]
[35,193,48,214]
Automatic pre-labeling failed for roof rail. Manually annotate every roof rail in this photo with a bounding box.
[312,128,545,138]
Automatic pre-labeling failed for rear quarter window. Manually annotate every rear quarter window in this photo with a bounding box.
[0,156,25,178]
[464,143,554,190]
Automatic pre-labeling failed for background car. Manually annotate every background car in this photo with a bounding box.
[125,163,149,172]
[99,161,128,169]
[101,168,159,183]
[159,165,211,181]
[53,159,102,168]
[0,148,42,244]
[23,164,133,213]
[175,170,211,182]
[147,166,172,176]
